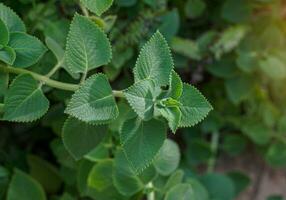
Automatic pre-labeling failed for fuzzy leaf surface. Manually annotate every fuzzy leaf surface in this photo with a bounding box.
[178,84,212,127]
[65,74,118,124]
[120,118,166,173]
[0,46,15,65]
[62,117,107,160]
[9,32,47,68]
[0,3,26,32]
[133,31,173,86]
[81,0,114,16]
[65,14,111,74]
[0,18,9,46]
[7,169,46,200]
[4,74,49,122]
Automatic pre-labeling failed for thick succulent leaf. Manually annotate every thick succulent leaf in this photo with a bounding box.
[123,80,155,120]
[65,14,112,74]
[133,31,173,86]
[158,106,181,133]
[62,117,107,160]
[9,32,47,68]
[164,183,195,200]
[81,0,114,16]
[120,118,167,173]
[113,149,144,196]
[7,169,46,200]
[154,139,180,176]
[0,18,9,46]
[65,73,118,124]
[168,70,183,99]
[0,46,16,65]
[178,83,212,127]
[3,74,49,122]
[0,3,26,32]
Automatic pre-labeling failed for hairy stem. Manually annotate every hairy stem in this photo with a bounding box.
[0,65,125,98]
[146,182,155,200]
[46,60,63,78]
[207,132,219,172]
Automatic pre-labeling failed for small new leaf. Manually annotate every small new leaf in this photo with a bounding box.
[62,117,107,160]
[81,0,114,16]
[120,118,166,174]
[178,83,212,127]
[9,32,47,68]
[65,73,118,124]
[158,106,181,133]
[4,74,49,122]
[133,31,173,86]
[65,14,112,74]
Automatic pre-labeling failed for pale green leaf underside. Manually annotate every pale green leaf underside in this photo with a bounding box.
[133,31,173,86]
[168,70,183,100]
[113,149,144,196]
[154,139,180,176]
[81,0,114,16]
[120,118,166,173]
[9,32,47,68]
[7,169,46,200]
[0,3,26,32]
[159,106,181,133]
[178,83,212,127]
[65,73,118,124]
[0,18,9,46]
[65,14,112,74]
[4,74,49,122]
[62,117,107,160]
[0,46,16,65]
[123,80,155,120]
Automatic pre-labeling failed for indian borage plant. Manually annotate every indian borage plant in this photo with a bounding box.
[0,1,212,199]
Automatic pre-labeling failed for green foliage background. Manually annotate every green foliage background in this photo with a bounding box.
[0,0,286,199]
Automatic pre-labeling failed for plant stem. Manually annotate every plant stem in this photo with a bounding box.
[79,3,89,17]
[46,60,63,78]
[146,182,155,200]
[0,65,79,91]
[207,132,219,172]
[0,65,125,98]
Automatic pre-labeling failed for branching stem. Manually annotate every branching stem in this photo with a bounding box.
[0,65,124,98]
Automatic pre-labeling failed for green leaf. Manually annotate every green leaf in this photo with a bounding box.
[0,70,8,97]
[0,3,26,32]
[259,54,286,80]
[171,37,201,60]
[266,142,286,167]
[227,171,250,196]
[154,139,180,176]
[159,9,180,41]
[120,118,166,173]
[242,123,270,145]
[113,149,144,196]
[224,75,253,105]
[164,170,184,192]
[65,14,112,74]
[81,0,114,16]
[159,106,181,133]
[117,0,137,7]
[0,46,16,65]
[123,80,155,120]
[88,160,113,191]
[185,139,212,166]
[84,143,109,162]
[65,73,118,124]
[186,178,209,200]
[4,74,49,122]
[9,32,47,68]
[62,117,107,160]
[45,37,64,63]
[178,83,212,127]
[165,183,194,200]
[200,173,235,200]
[7,169,46,200]
[185,0,206,19]
[0,18,9,46]
[221,0,252,23]
[133,31,173,86]
[168,71,183,100]
[222,134,247,156]
[27,155,62,194]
